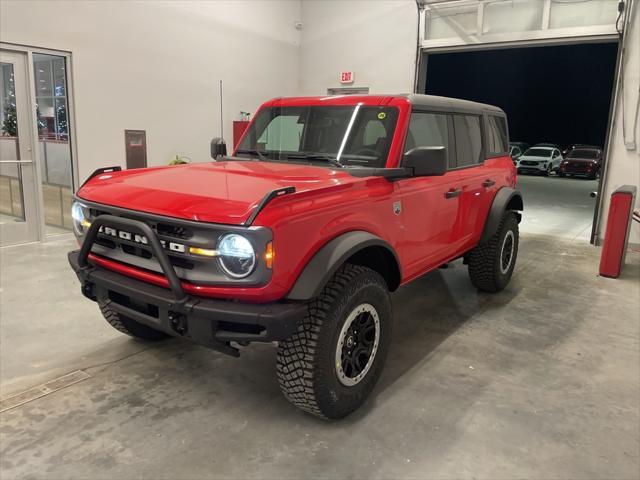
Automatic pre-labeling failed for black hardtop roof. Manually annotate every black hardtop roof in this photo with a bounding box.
[400,94,505,115]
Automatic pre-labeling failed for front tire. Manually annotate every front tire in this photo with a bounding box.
[99,300,169,341]
[467,211,519,293]
[276,264,392,419]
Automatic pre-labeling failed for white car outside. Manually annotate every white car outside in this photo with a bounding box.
[516,147,563,175]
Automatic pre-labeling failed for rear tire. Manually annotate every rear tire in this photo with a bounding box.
[276,264,392,419]
[467,212,519,293]
[99,300,169,340]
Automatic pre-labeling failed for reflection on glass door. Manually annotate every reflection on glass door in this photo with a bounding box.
[0,62,25,222]
[33,53,74,234]
[0,50,39,246]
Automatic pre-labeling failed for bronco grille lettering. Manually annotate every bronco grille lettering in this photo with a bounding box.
[98,226,186,253]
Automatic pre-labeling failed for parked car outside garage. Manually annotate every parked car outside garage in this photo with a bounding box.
[562,143,600,157]
[516,146,563,176]
[559,147,603,179]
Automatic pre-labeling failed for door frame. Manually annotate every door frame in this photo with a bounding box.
[415,34,622,245]
[1,42,79,243]
[1,49,40,245]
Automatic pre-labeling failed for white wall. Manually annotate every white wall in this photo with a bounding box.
[299,0,418,95]
[597,3,640,244]
[1,0,302,182]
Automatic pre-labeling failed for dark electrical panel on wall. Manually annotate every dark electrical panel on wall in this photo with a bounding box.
[124,130,147,169]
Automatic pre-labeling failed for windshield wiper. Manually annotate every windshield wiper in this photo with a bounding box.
[235,149,267,161]
[285,153,344,169]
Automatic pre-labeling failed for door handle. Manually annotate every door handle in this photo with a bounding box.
[445,188,461,199]
[482,179,495,188]
[0,160,34,164]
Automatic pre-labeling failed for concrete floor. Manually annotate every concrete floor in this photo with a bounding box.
[1,177,639,479]
[517,174,598,241]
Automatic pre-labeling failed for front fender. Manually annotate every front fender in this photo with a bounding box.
[285,231,400,301]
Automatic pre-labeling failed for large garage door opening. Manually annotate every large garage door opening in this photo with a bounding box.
[423,41,619,243]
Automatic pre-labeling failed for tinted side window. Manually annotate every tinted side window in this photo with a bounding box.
[404,112,450,165]
[486,115,508,155]
[453,115,482,167]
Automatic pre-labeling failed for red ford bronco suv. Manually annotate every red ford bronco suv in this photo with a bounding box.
[69,94,522,419]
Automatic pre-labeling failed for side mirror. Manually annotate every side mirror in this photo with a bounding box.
[403,146,447,176]
[210,137,227,159]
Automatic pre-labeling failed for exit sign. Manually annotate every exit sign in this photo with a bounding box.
[340,71,354,84]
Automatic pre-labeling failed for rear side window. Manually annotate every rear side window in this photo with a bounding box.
[485,115,508,155]
[453,115,482,168]
[404,112,450,165]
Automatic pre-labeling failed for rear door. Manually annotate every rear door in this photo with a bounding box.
[396,111,462,278]
[455,113,503,248]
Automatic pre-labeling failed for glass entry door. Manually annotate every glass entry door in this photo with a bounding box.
[0,50,39,246]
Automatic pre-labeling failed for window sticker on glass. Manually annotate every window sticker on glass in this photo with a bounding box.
[377,112,386,120]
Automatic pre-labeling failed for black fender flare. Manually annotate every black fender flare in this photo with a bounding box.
[480,187,524,244]
[285,231,401,301]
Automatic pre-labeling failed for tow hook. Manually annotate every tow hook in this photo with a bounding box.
[169,312,188,335]
[81,282,96,301]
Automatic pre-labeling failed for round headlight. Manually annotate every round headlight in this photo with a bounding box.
[217,234,256,278]
[71,201,88,236]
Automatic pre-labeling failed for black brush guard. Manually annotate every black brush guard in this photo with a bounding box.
[69,215,304,357]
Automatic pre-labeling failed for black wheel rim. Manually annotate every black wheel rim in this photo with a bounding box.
[335,304,380,386]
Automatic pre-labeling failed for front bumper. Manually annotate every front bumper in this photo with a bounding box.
[69,251,304,355]
[559,164,596,176]
[517,163,547,174]
[68,213,305,356]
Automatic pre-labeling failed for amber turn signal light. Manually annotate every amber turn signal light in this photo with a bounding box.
[265,242,274,269]
[189,246,218,257]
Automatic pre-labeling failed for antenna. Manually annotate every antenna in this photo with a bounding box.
[219,80,224,138]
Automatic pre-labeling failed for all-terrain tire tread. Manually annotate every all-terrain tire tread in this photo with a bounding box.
[467,212,518,293]
[99,300,133,335]
[276,264,373,418]
[99,300,168,340]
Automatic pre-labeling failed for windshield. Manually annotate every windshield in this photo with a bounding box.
[567,149,600,159]
[235,106,399,168]
[523,148,552,157]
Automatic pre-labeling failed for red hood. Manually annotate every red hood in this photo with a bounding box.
[77,161,361,224]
